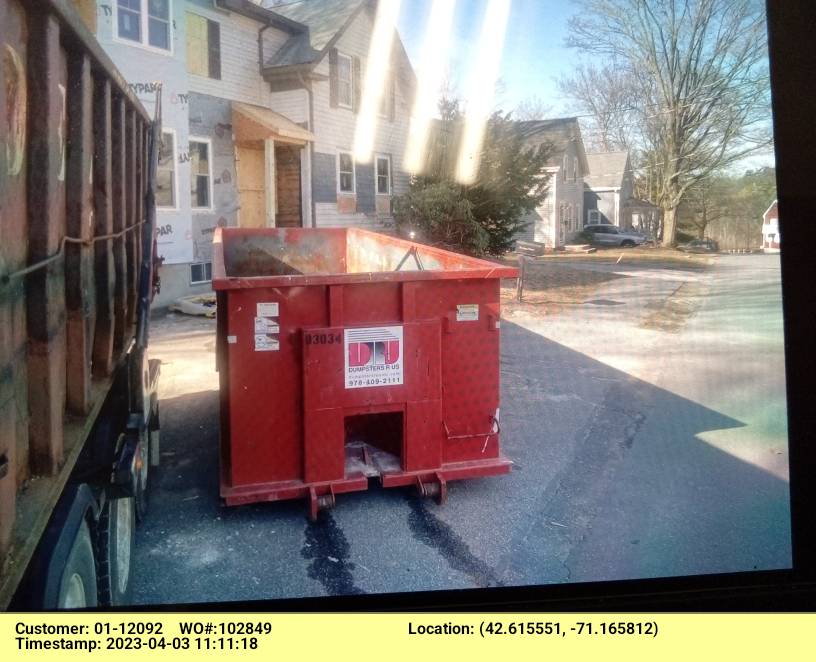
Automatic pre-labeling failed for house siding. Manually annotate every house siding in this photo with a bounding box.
[185,0,289,107]
[585,189,617,225]
[356,162,375,213]
[269,88,309,124]
[187,92,239,262]
[313,152,338,203]
[93,0,193,266]
[309,9,412,228]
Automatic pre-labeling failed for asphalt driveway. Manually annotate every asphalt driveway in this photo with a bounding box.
[131,254,791,605]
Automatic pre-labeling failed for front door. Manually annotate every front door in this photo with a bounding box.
[236,144,266,228]
[274,144,302,228]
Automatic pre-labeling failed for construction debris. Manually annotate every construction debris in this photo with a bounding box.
[169,293,217,318]
[564,244,597,253]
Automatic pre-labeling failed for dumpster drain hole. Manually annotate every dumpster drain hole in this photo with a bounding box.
[344,412,403,477]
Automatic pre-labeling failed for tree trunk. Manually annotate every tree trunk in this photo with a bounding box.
[661,206,678,247]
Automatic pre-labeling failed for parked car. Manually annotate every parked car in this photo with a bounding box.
[582,224,649,247]
[678,238,720,253]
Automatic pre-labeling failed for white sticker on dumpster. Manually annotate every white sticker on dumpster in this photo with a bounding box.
[254,317,280,334]
[344,326,403,389]
[456,304,479,321]
[257,302,279,318]
[254,334,280,352]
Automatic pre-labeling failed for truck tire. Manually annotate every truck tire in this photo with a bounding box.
[621,240,636,247]
[96,496,135,606]
[135,431,149,523]
[56,519,98,609]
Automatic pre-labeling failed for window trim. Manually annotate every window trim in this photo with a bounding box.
[375,153,391,196]
[189,261,213,285]
[336,51,354,109]
[587,209,601,225]
[113,0,175,55]
[157,127,178,211]
[337,150,356,195]
[189,136,214,212]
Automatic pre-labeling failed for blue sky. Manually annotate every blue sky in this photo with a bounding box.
[397,0,579,116]
[395,0,775,169]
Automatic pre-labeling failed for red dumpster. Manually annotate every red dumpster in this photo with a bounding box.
[212,227,518,518]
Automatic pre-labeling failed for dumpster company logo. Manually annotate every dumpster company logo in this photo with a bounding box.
[344,326,403,389]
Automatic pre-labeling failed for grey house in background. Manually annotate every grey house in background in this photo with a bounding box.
[583,151,662,236]
[515,118,589,248]
[583,151,633,227]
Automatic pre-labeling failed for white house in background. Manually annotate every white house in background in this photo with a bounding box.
[762,200,780,252]
[77,0,415,306]
[514,118,589,248]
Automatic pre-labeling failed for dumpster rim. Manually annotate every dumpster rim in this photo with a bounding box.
[211,227,519,290]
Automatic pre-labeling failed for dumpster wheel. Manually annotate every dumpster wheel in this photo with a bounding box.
[415,473,448,505]
[308,486,336,521]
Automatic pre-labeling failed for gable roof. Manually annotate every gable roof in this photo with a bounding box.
[763,199,778,220]
[584,151,630,189]
[514,118,589,174]
[261,0,369,68]
[217,0,306,33]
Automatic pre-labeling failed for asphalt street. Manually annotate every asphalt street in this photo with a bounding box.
[131,254,791,605]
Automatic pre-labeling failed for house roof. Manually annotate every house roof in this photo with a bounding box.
[584,151,630,189]
[232,101,315,144]
[624,197,660,210]
[217,0,306,33]
[763,199,778,220]
[260,0,369,68]
[514,118,590,174]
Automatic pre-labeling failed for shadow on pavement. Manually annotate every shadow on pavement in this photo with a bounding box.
[131,319,791,605]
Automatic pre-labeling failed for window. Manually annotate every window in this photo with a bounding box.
[573,158,578,183]
[337,53,353,108]
[156,129,176,208]
[376,155,391,195]
[563,154,568,181]
[190,262,212,284]
[588,209,601,225]
[117,0,172,51]
[187,12,221,79]
[338,152,355,194]
[189,138,212,210]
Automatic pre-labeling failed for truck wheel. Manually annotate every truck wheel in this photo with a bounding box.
[97,496,135,606]
[621,240,636,247]
[57,519,98,609]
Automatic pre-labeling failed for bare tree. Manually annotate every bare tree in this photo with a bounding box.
[566,0,772,246]
[513,95,553,121]
[678,175,729,238]
[556,62,639,151]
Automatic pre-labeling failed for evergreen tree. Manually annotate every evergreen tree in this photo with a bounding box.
[393,99,553,256]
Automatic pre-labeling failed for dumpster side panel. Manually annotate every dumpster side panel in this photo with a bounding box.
[415,279,503,463]
[223,286,328,486]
